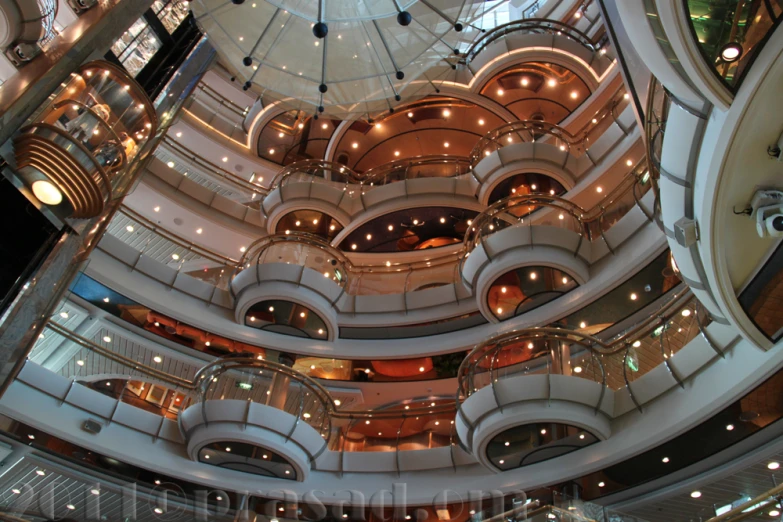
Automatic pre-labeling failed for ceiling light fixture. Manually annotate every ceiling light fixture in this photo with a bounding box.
[720,42,743,62]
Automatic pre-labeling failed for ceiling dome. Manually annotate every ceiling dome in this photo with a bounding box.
[191,0,504,118]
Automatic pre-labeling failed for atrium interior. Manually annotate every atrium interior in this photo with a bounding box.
[0,0,780,521]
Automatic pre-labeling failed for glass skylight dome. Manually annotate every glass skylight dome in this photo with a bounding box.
[191,0,511,118]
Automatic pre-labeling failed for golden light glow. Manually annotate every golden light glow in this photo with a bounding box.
[32,180,62,205]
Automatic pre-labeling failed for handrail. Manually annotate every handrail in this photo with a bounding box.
[117,206,242,267]
[468,87,629,165]
[43,321,194,390]
[461,18,608,65]
[268,159,362,190]
[38,284,707,454]
[159,136,268,197]
[461,158,650,268]
[456,288,698,414]
[234,231,465,297]
[360,155,472,187]
[191,82,249,117]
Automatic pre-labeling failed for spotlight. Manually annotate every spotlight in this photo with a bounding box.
[720,42,743,63]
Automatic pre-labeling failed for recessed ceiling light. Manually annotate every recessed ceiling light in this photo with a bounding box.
[36,470,45,476]
[626,159,633,166]
[521,78,529,86]
[196,228,203,234]
[478,119,485,125]
[394,151,400,157]
[548,78,557,87]
[682,309,692,317]
[352,142,359,149]
[598,482,605,487]
[496,308,503,314]
[153,206,160,212]
[443,142,449,148]
[60,311,69,318]
[66,504,75,510]
[571,91,578,99]
[222,157,228,162]
[596,186,603,193]
[366,234,372,240]
[573,366,583,373]
[407,112,413,118]
[540,429,547,435]
[498,459,504,464]
[497,88,504,95]
[720,42,743,62]
[102,336,111,343]
[633,340,641,348]
[769,462,780,470]
[630,293,637,300]
[662,457,670,463]
[153,356,162,363]
[690,491,701,499]
[579,321,587,328]
[443,109,451,117]
[322,123,328,129]
[725,424,734,431]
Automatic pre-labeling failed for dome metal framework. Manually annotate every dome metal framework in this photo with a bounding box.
[192,0,513,118]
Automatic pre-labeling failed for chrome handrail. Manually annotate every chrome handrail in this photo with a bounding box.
[160,136,267,197]
[461,18,608,65]
[455,289,699,419]
[468,87,629,165]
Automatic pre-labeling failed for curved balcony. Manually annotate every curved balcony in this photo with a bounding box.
[469,87,630,165]
[183,81,251,144]
[454,18,614,91]
[463,18,610,67]
[14,61,157,219]
[454,288,711,470]
[261,157,478,231]
[154,136,267,204]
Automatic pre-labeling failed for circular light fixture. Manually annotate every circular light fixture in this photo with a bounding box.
[690,491,701,499]
[31,180,63,206]
[726,424,734,431]
[662,457,670,463]
[768,462,780,470]
[720,42,743,63]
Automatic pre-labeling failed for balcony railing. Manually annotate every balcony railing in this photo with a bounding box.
[155,136,267,203]
[456,288,706,415]
[235,232,463,297]
[461,18,610,66]
[468,87,630,164]
[462,158,653,266]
